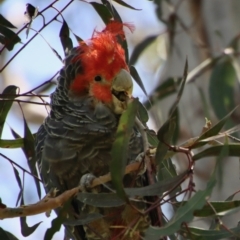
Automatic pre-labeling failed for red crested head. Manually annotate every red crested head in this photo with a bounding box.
[70,21,134,103]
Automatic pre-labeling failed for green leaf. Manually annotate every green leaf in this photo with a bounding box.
[156,117,176,166]
[209,58,236,127]
[125,171,186,197]
[110,99,138,201]
[0,25,21,51]
[59,20,73,56]
[20,197,41,236]
[152,0,163,22]
[113,0,141,10]
[0,227,19,240]
[101,0,129,63]
[146,59,187,111]
[73,33,83,42]
[145,175,216,239]
[129,35,158,65]
[0,85,18,137]
[169,59,188,116]
[78,192,124,207]
[90,2,112,25]
[158,158,177,181]
[0,138,24,148]
[225,191,240,201]
[44,200,71,240]
[130,66,148,97]
[101,0,121,21]
[23,119,41,199]
[147,129,158,147]
[169,107,179,144]
[193,144,240,161]
[191,106,238,148]
[11,166,23,206]
[197,87,210,119]
[175,200,240,217]
[78,171,186,207]
[181,226,240,240]
[44,215,63,240]
[136,100,149,124]
[158,158,180,201]
[0,14,16,28]
[216,137,229,188]
[167,13,177,53]
[64,213,103,226]
[144,77,181,110]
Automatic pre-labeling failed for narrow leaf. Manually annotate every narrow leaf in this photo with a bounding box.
[175,200,240,217]
[21,118,41,199]
[101,0,129,63]
[59,20,73,56]
[145,177,216,239]
[152,0,163,22]
[64,213,103,226]
[144,77,181,110]
[158,158,178,182]
[156,117,176,165]
[169,59,188,116]
[0,26,21,50]
[192,106,239,148]
[11,166,23,206]
[0,85,18,137]
[113,0,141,10]
[44,201,71,240]
[0,227,19,240]
[182,226,240,240]
[209,59,236,127]
[44,215,64,240]
[136,100,149,124]
[0,14,16,28]
[78,192,124,207]
[90,2,112,25]
[110,99,138,201]
[78,171,186,207]
[130,66,148,97]
[147,129,158,147]
[0,138,24,148]
[130,35,158,65]
[20,197,41,236]
[73,33,83,42]
[193,144,240,161]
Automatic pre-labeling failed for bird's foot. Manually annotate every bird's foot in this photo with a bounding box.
[79,173,96,192]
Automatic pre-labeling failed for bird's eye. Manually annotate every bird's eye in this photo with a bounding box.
[94,75,102,82]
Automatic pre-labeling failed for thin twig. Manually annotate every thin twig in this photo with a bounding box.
[135,117,164,227]
[0,153,41,182]
[0,0,59,54]
[0,94,49,98]
[0,99,49,105]
[0,0,74,72]
[22,71,59,95]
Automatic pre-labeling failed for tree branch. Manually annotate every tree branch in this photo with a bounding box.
[0,162,141,219]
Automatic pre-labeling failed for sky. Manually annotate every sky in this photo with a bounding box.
[0,0,167,239]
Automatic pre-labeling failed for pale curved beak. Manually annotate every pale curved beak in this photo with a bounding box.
[111,69,133,102]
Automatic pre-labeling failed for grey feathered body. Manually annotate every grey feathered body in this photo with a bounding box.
[35,48,147,240]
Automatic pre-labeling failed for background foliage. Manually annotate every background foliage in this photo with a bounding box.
[1,0,240,239]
